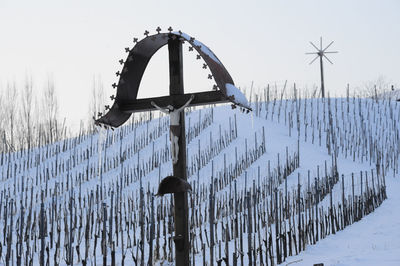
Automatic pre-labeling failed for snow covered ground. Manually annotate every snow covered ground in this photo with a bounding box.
[0,96,399,265]
[286,176,400,266]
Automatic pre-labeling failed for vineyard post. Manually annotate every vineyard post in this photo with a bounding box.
[329,176,335,235]
[148,194,155,266]
[246,191,253,265]
[297,173,301,252]
[274,188,281,264]
[341,174,345,227]
[360,171,363,215]
[40,202,45,266]
[102,202,107,266]
[315,176,319,242]
[209,182,215,265]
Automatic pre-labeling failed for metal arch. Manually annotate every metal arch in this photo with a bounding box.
[96,32,237,128]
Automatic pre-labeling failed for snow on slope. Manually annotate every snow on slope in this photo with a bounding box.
[287,176,400,266]
[0,96,399,265]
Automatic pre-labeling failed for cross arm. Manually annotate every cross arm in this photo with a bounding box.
[118,90,229,113]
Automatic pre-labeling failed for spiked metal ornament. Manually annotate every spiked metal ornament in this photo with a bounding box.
[96,30,252,128]
[156,26,161,34]
[125,47,130,53]
[119,59,124,65]
[144,30,149,37]
[306,37,338,98]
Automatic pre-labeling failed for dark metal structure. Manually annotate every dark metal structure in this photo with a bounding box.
[95,29,250,265]
[156,176,192,196]
[96,30,250,128]
[306,37,338,98]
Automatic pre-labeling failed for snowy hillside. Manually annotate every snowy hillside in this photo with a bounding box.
[0,93,399,265]
[288,175,400,266]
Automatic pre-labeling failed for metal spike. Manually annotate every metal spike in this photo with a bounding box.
[119,59,124,65]
[110,95,115,100]
[189,37,195,42]
[112,83,117,89]
[202,63,207,69]
[168,26,173,32]
[105,105,110,110]
[98,112,102,117]
[156,26,161,34]
[207,74,213,79]
[196,54,201,60]
[188,46,194,52]
[231,104,236,109]
[178,30,182,35]
[133,38,138,43]
[116,71,120,77]
[213,85,218,91]
[125,47,130,53]
[144,30,149,37]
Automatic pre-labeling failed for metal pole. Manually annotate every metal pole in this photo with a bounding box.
[319,54,325,98]
[168,37,190,266]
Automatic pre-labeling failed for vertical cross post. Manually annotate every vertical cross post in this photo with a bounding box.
[168,37,190,265]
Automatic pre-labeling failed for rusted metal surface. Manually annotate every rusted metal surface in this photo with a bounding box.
[96,31,246,128]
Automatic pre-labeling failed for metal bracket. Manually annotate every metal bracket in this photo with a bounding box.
[173,234,184,251]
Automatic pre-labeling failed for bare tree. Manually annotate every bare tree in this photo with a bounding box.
[20,75,35,150]
[41,76,60,144]
[88,75,106,132]
[3,81,19,152]
[359,75,391,99]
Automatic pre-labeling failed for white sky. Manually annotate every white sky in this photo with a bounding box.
[0,0,399,129]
